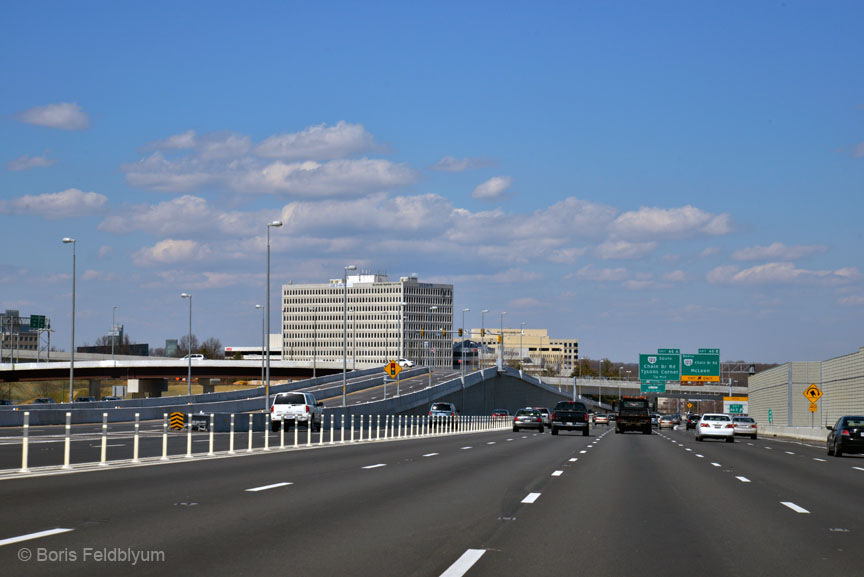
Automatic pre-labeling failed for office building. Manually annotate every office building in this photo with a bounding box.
[282,274,453,368]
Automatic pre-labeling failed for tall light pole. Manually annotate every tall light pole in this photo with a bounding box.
[265,220,282,411]
[499,311,507,370]
[519,321,526,370]
[350,309,356,369]
[180,293,192,397]
[62,237,76,402]
[480,309,488,369]
[461,308,470,378]
[111,305,117,368]
[255,305,264,384]
[309,307,318,379]
[342,265,356,406]
[427,305,438,387]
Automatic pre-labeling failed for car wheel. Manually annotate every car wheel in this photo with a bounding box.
[271,421,281,432]
[551,426,558,435]
[643,427,651,435]
[513,426,519,432]
[615,427,621,434]
[752,434,757,440]
[834,444,843,457]
[726,436,734,443]
[582,428,589,436]
[538,425,544,433]
[695,435,702,442]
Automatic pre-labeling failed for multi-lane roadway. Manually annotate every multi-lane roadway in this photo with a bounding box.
[1,422,862,576]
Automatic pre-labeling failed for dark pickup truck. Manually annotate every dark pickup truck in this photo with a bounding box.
[551,401,590,436]
[616,397,652,434]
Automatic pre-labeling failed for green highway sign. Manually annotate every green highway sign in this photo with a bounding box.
[639,354,680,382]
[658,348,680,354]
[728,404,744,414]
[30,315,46,329]
[641,383,666,393]
[698,348,720,354]
[681,353,720,382]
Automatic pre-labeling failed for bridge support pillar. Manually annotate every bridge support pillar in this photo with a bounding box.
[128,378,168,398]
[201,378,219,394]
[88,379,102,399]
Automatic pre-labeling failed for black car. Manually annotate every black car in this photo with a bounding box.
[74,396,96,403]
[0,399,12,406]
[686,414,701,430]
[827,416,864,457]
[32,397,55,404]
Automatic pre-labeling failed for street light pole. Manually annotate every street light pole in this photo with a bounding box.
[480,309,488,369]
[255,305,264,384]
[520,321,526,370]
[180,293,192,397]
[499,311,507,370]
[461,308,470,378]
[62,237,76,402]
[427,305,438,387]
[111,305,117,368]
[265,220,282,412]
[309,306,317,378]
[342,265,356,407]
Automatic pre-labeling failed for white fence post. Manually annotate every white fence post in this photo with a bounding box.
[133,413,141,463]
[62,412,72,469]
[208,414,215,456]
[229,414,236,454]
[161,413,168,460]
[99,412,108,466]
[20,412,29,473]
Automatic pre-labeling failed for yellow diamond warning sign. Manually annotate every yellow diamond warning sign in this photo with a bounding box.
[385,361,402,378]
[803,384,822,403]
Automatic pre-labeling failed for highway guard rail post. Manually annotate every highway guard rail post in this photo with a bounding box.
[99,412,108,466]
[208,414,215,456]
[133,413,140,463]
[229,414,235,454]
[63,412,71,469]
[20,411,29,473]
[186,413,193,458]
[264,413,270,451]
[247,414,253,453]
[161,413,168,460]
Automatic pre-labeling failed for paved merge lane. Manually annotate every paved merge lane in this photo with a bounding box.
[1,425,862,576]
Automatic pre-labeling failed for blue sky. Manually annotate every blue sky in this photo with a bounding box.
[2,0,862,364]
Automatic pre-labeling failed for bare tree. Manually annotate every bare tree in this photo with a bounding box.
[176,334,200,357]
[199,337,224,360]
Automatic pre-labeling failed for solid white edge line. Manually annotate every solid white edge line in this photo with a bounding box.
[362,464,387,469]
[781,502,810,513]
[853,467,864,472]
[245,482,293,492]
[552,470,564,476]
[522,492,541,504]
[813,458,826,462]
[440,549,486,577]
[0,528,74,547]
[736,476,751,483]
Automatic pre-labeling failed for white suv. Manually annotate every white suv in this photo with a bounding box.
[270,392,323,432]
[695,413,735,442]
[397,358,415,367]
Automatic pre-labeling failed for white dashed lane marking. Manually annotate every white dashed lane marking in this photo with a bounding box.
[551,471,563,477]
[440,549,486,577]
[423,453,439,457]
[781,502,810,514]
[0,528,74,546]
[522,493,541,504]
[246,482,293,492]
[362,464,387,469]
[736,476,751,483]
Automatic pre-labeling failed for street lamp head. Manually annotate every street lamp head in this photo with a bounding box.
[345,265,357,271]
[255,304,263,309]
[181,293,190,299]
[481,309,489,314]
[462,308,470,312]
[268,220,283,228]
[62,237,76,244]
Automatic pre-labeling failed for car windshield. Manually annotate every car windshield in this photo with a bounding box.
[844,418,864,427]
[703,415,730,422]
[734,417,755,423]
[431,404,451,411]
[275,394,307,405]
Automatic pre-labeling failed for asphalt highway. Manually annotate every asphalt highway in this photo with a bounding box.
[1,424,861,576]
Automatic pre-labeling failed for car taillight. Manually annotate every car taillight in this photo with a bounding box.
[451,412,455,416]
[270,405,274,412]
[725,424,735,428]
[583,414,588,422]
[700,423,709,428]
[842,430,851,436]
[429,411,432,416]
[305,405,310,413]
[551,412,557,420]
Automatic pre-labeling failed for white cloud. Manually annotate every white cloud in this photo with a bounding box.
[15,102,89,130]
[854,143,864,158]
[100,195,260,237]
[98,246,112,258]
[707,262,860,285]
[663,270,686,282]
[547,247,587,264]
[82,270,115,282]
[700,246,721,258]
[7,153,56,171]
[839,295,864,305]
[731,242,828,261]
[610,205,732,240]
[146,130,198,150]
[570,265,629,282]
[255,122,378,160]
[236,158,415,196]
[0,188,107,219]
[132,239,214,266]
[472,176,513,200]
[595,240,657,260]
[430,156,492,172]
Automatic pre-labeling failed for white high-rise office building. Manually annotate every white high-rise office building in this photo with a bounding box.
[281,274,454,368]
